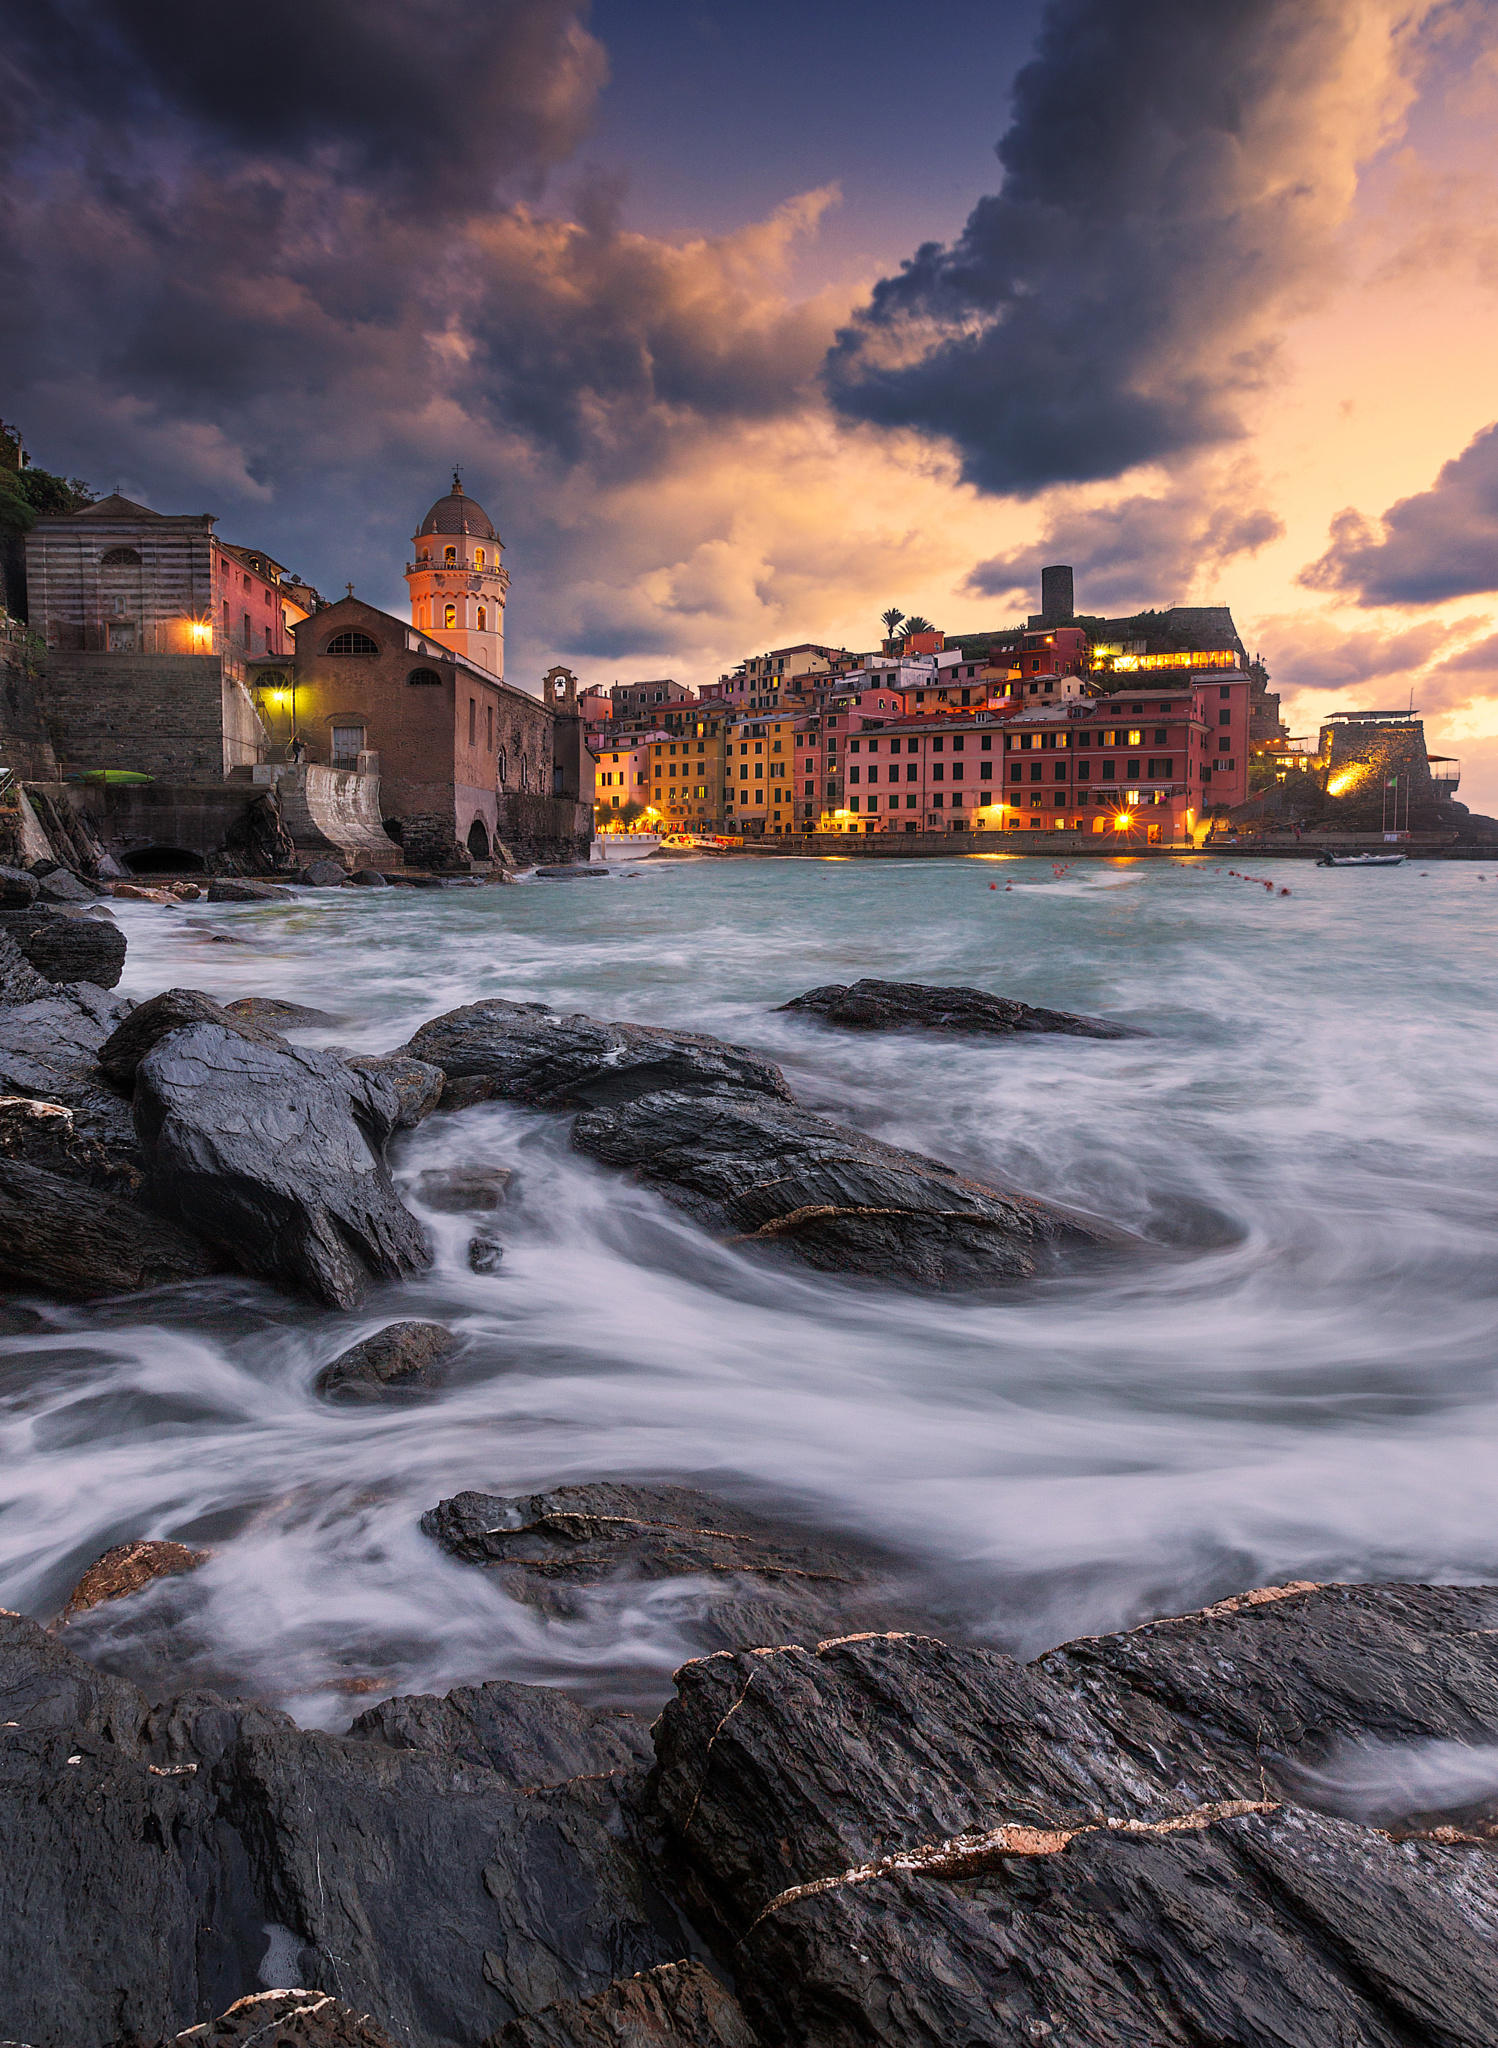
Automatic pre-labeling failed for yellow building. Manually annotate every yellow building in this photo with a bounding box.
[723,713,796,833]
[647,713,728,827]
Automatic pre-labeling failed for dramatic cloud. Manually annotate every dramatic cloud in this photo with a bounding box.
[825,0,1429,495]
[2,0,606,203]
[1300,421,1498,605]
[1246,613,1460,693]
[967,468,1283,614]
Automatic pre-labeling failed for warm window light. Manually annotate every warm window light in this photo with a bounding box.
[1113,812,1132,830]
[187,619,212,645]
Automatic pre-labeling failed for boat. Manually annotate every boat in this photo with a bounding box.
[1315,852,1407,868]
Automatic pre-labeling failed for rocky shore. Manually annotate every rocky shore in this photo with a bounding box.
[3,867,1495,2044]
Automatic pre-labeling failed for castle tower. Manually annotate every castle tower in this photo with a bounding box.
[406,471,509,677]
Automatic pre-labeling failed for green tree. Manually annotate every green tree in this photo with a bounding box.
[900,614,935,640]
[0,463,94,536]
[880,606,905,640]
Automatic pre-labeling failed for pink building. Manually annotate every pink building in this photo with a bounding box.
[590,730,661,814]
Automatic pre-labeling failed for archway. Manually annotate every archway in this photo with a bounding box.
[122,845,207,874]
[466,817,491,859]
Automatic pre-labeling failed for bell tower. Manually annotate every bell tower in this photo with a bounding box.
[406,470,509,677]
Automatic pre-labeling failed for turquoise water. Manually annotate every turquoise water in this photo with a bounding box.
[4,851,1497,1720]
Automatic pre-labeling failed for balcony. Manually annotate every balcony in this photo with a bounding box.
[1429,756,1460,794]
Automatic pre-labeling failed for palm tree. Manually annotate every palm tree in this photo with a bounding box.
[880,607,905,643]
[900,615,935,640]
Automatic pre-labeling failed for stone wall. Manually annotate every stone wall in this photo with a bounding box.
[496,792,593,865]
[29,651,265,778]
[0,621,58,779]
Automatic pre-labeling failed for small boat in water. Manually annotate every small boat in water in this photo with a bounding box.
[1316,852,1408,868]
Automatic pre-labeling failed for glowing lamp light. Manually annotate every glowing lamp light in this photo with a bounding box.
[1113,812,1132,831]
[187,619,212,647]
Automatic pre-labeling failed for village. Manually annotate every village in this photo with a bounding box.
[0,425,1484,877]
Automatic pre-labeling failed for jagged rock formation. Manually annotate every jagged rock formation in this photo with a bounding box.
[778,978,1140,1039]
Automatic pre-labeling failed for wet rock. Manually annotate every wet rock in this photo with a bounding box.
[223,995,344,1028]
[0,982,138,1151]
[534,865,609,879]
[98,988,284,1088]
[349,867,391,887]
[0,926,52,1002]
[421,1483,902,1651]
[572,1088,1105,1288]
[36,865,98,902]
[299,859,349,887]
[468,1233,504,1273]
[779,977,1142,1040]
[133,1024,432,1309]
[0,1094,140,1190]
[206,878,287,903]
[0,1157,219,1296]
[416,1164,512,1212]
[110,882,175,903]
[486,1961,759,2048]
[145,1988,400,2047]
[403,999,792,1112]
[345,1052,445,1129]
[0,861,40,905]
[0,902,127,987]
[60,1539,207,1622]
[649,1589,1498,2048]
[0,1610,683,2048]
[349,1678,652,1785]
[314,1319,459,1400]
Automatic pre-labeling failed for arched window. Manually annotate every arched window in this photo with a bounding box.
[407,666,443,687]
[444,546,457,566]
[474,549,485,568]
[444,604,457,629]
[477,606,487,630]
[419,550,430,563]
[101,547,141,567]
[325,630,380,655]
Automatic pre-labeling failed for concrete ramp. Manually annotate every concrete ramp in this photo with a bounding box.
[257,765,402,865]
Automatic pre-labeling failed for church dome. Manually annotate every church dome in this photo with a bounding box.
[416,472,498,541]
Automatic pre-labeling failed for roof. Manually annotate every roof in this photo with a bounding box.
[76,493,163,520]
[416,474,499,541]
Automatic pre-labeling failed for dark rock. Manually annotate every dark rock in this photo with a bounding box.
[0,862,39,905]
[349,1678,652,1785]
[206,878,287,903]
[98,988,284,1087]
[534,865,609,879]
[94,850,129,880]
[133,1024,432,1309]
[421,1483,902,1651]
[572,1088,1106,1288]
[779,977,1141,1040]
[298,859,349,887]
[314,1319,459,1400]
[0,927,52,1002]
[345,1053,445,1128]
[0,982,138,1151]
[468,1232,504,1273]
[223,996,344,1027]
[0,902,127,987]
[349,867,391,887]
[403,999,792,1112]
[36,865,98,902]
[0,1610,683,2048]
[60,1539,207,1622]
[416,1164,512,1212]
[0,1157,219,1296]
[0,1094,139,1190]
[145,1988,401,2047]
[648,1589,1498,2048]
[485,1961,759,2047]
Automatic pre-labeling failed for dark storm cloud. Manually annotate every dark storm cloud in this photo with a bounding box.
[967,475,1283,613]
[1300,422,1498,606]
[825,0,1412,495]
[4,0,606,202]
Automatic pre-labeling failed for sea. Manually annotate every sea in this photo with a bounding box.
[4,849,1497,1725]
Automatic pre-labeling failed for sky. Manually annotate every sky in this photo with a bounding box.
[5,0,1498,807]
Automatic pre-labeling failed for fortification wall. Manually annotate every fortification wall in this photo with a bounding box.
[32,651,264,778]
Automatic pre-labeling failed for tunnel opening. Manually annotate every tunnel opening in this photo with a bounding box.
[465,818,491,859]
[121,845,208,874]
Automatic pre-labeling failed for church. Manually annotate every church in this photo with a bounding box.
[251,476,592,866]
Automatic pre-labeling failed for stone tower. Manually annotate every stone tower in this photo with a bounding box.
[406,472,509,677]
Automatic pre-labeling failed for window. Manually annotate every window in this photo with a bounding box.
[1127,729,1142,746]
[443,604,457,629]
[1126,759,1141,778]
[331,723,365,767]
[407,666,442,686]
[242,612,251,643]
[475,549,485,568]
[1219,709,1232,725]
[1028,763,1041,782]
[444,546,457,565]
[1218,736,1231,752]
[486,704,494,751]
[326,631,379,655]
[477,607,487,630]
[100,546,141,567]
